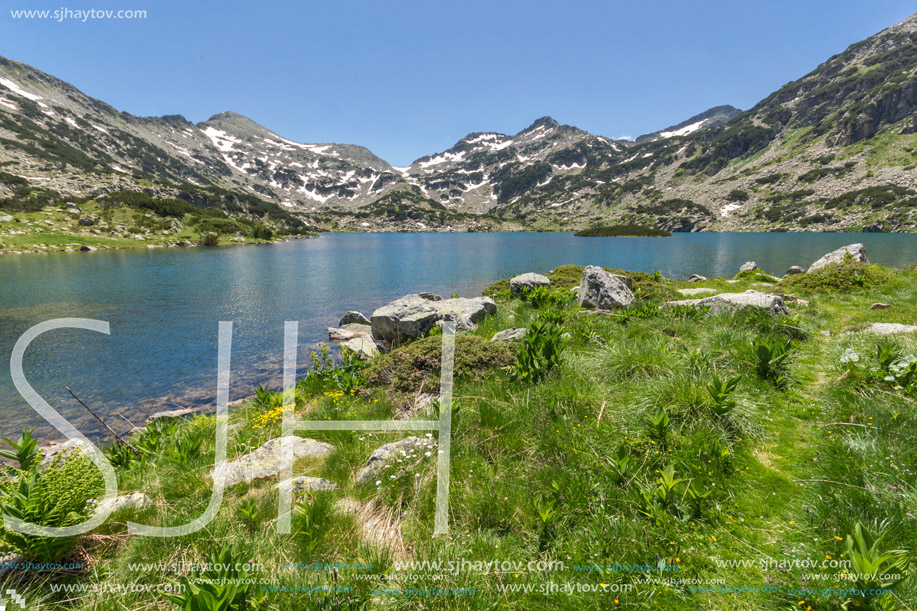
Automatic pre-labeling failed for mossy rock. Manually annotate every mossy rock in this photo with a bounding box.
[482,265,675,301]
[365,334,515,393]
[780,261,891,292]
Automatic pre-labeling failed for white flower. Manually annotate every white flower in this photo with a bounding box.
[390,475,396,479]
[375,480,381,486]
[425,452,431,457]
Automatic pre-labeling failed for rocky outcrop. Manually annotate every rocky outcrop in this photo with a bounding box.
[370,294,496,342]
[687,274,707,282]
[807,244,868,273]
[491,328,527,342]
[339,311,371,326]
[354,437,437,486]
[665,290,788,315]
[509,272,551,296]
[95,491,153,513]
[577,266,635,310]
[340,336,380,360]
[212,436,335,487]
[328,324,373,341]
[277,476,338,493]
[41,438,91,467]
[785,266,805,276]
[864,322,917,335]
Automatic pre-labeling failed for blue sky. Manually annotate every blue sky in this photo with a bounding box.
[2,0,914,165]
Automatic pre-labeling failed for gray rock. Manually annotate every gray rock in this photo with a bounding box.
[371,295,442,342]
[864,322,917,335]
[355,436,437,486]
[95,491,153,513]
[370,294,496,343]
[0,214,15,222]
[578,266,635,310]
[79,245,96,252]
[510,272,552,296]
[687,274,707,282]
[340,336,380,360]
[277,476,338,493]
[41,438,91,467]
[212,436,335,487]
[739,261,758,273]
[339,311,371,326]
[807,243,868,273]
[67,207,81,215]
[491,328,527,342]
[870,303,893,310]
[418,292,442,301]
[328,324,373,341]
[77,217,95,226]
[676,287,718,297]
[785,265,805,276]
[146,407,198,423]
[665,290,788,315]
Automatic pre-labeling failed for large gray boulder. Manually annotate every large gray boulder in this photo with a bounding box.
[807,243,868,273]
[510,272,552,296]
[665,290,788,315]
[578,266,635,310]
[355,436,437,486]
[371,294,496,342]
[212,436,335,487]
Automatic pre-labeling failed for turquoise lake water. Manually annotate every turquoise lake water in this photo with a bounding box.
[2,231,917,440]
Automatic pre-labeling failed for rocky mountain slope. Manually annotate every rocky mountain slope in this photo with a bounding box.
[1,11,916,233]
[633,105,742,144]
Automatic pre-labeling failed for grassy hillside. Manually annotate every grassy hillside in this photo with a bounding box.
[2,264,916,609]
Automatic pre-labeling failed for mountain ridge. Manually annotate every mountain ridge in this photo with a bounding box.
[1,11,916,233]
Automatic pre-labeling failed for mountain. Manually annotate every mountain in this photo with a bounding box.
[633,105,742,143]
[1,11,916,233]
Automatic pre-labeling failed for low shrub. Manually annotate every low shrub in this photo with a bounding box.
[365,334,514,393]
[780,261,891,292]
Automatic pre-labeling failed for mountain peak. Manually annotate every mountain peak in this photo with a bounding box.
[524,116,560,132]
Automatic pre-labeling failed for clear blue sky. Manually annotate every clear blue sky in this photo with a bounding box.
[2,0,914,165]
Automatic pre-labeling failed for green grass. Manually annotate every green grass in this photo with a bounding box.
[3,266,917,610]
